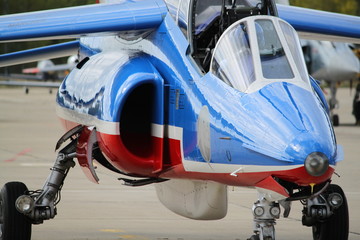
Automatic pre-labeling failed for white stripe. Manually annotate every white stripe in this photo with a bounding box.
[183,160,302,173]
[183,160,336,174]
[166,125,183,140]
[56,105,120,135]
[151,123,164,138]
[57,105,182,139]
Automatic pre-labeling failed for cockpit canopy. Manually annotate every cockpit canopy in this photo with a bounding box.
[194,0,270,34]
[163,1,309,92]
[164,0,278,70]
[210,16,310,93]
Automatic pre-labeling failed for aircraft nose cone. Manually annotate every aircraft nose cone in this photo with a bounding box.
[284,130,334,172]
[240,82,336,166]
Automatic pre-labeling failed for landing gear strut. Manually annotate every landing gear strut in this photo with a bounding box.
[0,126,83,240]
[328,82,340,126]
[248,198,281,240]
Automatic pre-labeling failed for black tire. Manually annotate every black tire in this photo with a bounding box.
[312,184,348,240]
[332,114,339,127]
[247,235,272,240]
[247,235,260,240]
[0,182,32,240]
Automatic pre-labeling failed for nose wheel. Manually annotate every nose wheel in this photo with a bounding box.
[0,182,32,240]
[310,184,349,240]
[248,198,280,240]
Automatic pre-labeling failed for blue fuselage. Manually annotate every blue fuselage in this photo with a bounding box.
[56,13,339,186]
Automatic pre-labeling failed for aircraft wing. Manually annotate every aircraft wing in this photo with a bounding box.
[0,80,60,88]
[0,0,167,43]
[0,41,79,68]
[39,64,74,72]
[0,74,51,81]
[277,4,360,44]
[0,74,61,88]
[21,63,75,73]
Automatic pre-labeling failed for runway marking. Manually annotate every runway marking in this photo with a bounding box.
[3,148,32,162]
[99,229,149,240]
[100,229,125,233]
[119,235,149,240]
[119,235,137,239]
[20,163,52,167]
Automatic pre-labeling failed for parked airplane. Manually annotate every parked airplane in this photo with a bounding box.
[1,1,359,240]
[0,55,77,93]
[302,40,360,126]
[276,0,360,126]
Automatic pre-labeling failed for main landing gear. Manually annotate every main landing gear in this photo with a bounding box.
[0,182,32,240]
[0,125,83,240]
[328,82,340,127]
[247,183,348,240]
[303,184,349,240]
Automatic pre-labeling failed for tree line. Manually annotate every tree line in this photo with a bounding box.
[1,0,359,73]
[289,0,360,16]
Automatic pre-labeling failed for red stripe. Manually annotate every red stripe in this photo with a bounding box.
[59,118,334,187]
[159,164,334,187]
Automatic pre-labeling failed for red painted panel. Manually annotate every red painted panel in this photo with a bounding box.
[159,165,334,187]
[98,132,159,176]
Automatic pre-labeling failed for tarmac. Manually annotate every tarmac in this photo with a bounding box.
[0,87,359,240]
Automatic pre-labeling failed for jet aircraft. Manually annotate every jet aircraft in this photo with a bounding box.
[302,40,360,126]
[0,54,77,94]
[276,0,360,126]
[0,1,360,240]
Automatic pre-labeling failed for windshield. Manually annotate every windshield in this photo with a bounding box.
[210,22,256,90]
[255,19,294,79]
[210,16,309,93]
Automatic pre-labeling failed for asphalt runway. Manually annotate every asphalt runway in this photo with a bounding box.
[0,87,359,240]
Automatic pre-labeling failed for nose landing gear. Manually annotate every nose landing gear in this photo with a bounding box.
[248,198,281,240]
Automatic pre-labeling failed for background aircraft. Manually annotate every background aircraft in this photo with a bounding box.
[0,1,359,240]
[302,40,360,125]
[276,0,360,126]
[0,55,77,93]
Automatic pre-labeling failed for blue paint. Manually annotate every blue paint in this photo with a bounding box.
[278,4,360,40]
[310,76,330,114]
[194,76,336,167]
[0,41,79,67]
[0,0,167,41]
